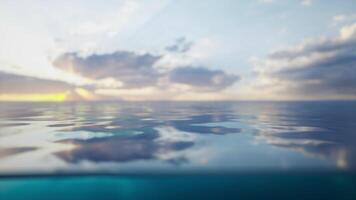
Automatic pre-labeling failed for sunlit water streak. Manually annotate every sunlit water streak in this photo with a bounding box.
[0,101,355,175]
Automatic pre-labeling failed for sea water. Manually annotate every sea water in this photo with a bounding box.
[0,101,355,199]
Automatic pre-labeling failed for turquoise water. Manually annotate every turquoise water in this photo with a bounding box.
[0,174,356,200]
[0,101,356,198]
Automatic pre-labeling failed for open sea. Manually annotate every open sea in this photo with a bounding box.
[0,101,355,199]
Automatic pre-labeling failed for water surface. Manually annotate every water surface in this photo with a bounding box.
[0,101,355,175]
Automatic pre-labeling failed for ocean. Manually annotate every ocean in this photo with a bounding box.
[0,101,355,199]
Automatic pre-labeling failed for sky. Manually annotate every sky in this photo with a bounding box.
[1,0,356,101]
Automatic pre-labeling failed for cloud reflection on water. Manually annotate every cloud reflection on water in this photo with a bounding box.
[0,102,355,174]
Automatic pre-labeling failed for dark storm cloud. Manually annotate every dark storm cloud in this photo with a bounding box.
[53,51,162,88]
[165,37,193,53]
[259,28,356,96]
[169,66,240,91]
[0,71,72,94]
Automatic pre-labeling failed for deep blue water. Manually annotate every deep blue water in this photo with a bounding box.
[0,101,356,199]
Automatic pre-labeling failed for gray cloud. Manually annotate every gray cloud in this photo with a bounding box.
[257,26,356,97]
[165,37,193,53]
[0,72,72,94]
[169,66,239,91]
[54,50,239,92]
[0,147,37,159]
[54,51,162,88]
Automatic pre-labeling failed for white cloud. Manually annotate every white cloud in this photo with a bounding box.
[68,1,139,36]
[259,0,275,3]
[340,23,356,40]
[332,14,356,26]
[259,0,313,6]
[301,0,313,6]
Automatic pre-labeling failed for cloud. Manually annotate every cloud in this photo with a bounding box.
[169,66,239,91]
[40,0,169,54]
[0,147,38,159]
[301,0,313,6]
[165,37,193,53]
[259,0,313,6]
[0,71,117,101]
[0,71,72,94]
[53,46,239,95]
[53,51,162,88]
[332,14,356,25]
[49,36,240,100]
[253,23,356,99]
[67,0,139,37]
[258,0,275,3]
[156,38,217,70]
